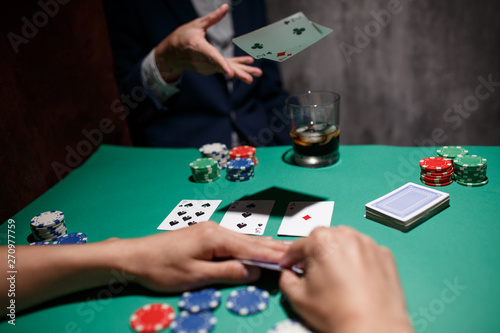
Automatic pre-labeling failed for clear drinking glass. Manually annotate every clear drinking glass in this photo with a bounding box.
[286,91,340,168]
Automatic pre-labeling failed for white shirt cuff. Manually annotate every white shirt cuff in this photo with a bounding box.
[141,48,180,105]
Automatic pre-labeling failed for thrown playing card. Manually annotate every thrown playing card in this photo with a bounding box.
[219,200,275,235]
[232,12,332,62]
[278,201,335,237]
[157,200,222,231]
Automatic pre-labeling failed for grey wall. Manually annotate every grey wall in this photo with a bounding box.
[265,0,500,146]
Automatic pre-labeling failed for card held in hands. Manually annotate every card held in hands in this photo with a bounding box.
[365,182,450,232]
[232,12,332,62]
[157,200,222,231]
[219,200,275,235]
[278,201,335,237]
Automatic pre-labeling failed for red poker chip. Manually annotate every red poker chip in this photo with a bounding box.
[420,175,453,183]
[253,157,258,166]
[419,157,452,172]
[421,170,453,178]
[230,145,256,159]
[420,179,452,187]
[130,303,175,333]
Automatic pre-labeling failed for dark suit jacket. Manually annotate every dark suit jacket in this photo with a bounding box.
[103,0,291,147]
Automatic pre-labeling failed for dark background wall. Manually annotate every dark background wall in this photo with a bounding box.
[266,0,500,146]
[0,1,131,222]
[1,0,499,221]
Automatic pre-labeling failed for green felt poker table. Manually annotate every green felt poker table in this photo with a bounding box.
[2,144,499,332]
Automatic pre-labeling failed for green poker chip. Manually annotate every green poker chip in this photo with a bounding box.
[437,146,469,159]
[453,168,486,176]
[453,155,487,170]
[454,175,486,182]
[193,169,220,176]
[456,178,489,187]
[193,173,220,180]
[190,158,219,170]
[190,157,221,183]
[194,175,221,183]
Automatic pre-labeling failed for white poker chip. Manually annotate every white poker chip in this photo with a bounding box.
[30,211,64,227]
[267,319,313,332]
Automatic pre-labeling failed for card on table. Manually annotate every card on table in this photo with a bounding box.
[277,201,335,237]
[219,200,275,235]
[232,12,332,62]
[365,182,450,232]
[157,200,222,231]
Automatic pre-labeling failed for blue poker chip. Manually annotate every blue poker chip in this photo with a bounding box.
[226,171,254,177]
[29,241,53,246]
[225,286,270,316]
[170,311,217,333]
[226,158,254,171]
[178,288,221,313]
[267,319,313,332]
[53,233,87,245]
[226,171,255,182]
[227,176,254,180]
[226,169,255,175]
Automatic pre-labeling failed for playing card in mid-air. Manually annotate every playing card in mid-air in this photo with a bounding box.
[219,200,275,235]
[232,12,332,62]
[278,201,335,237]
[157,200,222,231]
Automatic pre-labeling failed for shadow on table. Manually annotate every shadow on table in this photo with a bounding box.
[9,269,289,321]
[217,186,327,218]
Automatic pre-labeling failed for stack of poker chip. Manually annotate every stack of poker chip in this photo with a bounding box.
[453,155,488,187]
[199,143,229,169]
[170,288,220,332]
[30,233,88,246]
[437,146,469,161]
[189,158,221,183]
[30,211,67,241]
[53,232,88,244]
[226,158,255,182]
[229,145,258,166]
[419,157,453,187]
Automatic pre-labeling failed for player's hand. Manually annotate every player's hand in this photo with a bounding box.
[154,4,262,84]
[121,222,288,292]
[279,226,414,333]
